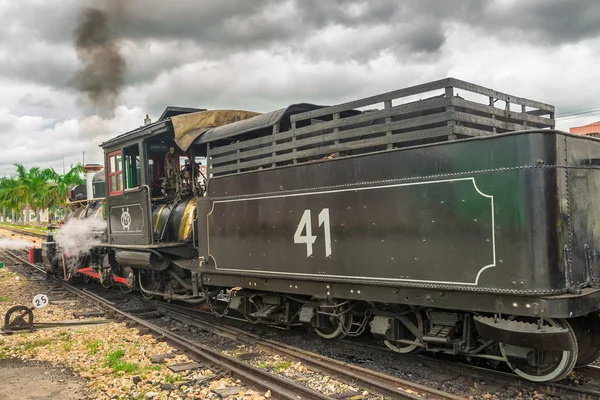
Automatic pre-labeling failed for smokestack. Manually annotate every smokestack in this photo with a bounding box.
[144,114,151,125]
[82,164,103,200]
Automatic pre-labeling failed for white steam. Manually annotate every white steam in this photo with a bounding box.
[55,218,107,257]
[0,238,37,250]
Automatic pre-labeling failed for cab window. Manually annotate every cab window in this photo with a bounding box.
[107,150,123,195]
[124,145,140,189]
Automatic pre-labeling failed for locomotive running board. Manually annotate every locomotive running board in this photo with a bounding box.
[473,316,571,350]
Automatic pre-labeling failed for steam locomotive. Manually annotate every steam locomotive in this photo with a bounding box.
[43,78,600,382]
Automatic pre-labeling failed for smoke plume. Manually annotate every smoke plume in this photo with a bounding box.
[55,218,107,258]
[0,239,37,250]
[73,5,126,115]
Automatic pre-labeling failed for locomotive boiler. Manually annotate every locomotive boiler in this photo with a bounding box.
[43,78,600,382]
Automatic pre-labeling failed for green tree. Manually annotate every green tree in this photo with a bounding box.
[0,164,84,225]
[0,176,22,223]
[13,164,52,224]
[44,164,85,220]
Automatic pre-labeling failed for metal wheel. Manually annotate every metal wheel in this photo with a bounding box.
[98,267,112,289]
[118,267,135,294]
[242,298,261,325]
[384,309,424,354]
[500,318,578,382]
[101,277,112,289]
[570,314,600,367]
[314,304,353,340]
[3,305,34,332]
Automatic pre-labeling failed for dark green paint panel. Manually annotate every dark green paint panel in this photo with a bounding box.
[204,131,600,297]
[209,178,494,284]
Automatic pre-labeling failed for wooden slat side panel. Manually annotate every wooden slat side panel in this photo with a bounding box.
[205,79,556,176]
[289,78,451,123]
[448,78,555,112]
[210,111,453,165]
[452,125,496,137]
[290,77,554,124]
[450,97,554,128]
[209,96,452,156]
[453,112,532,133]
[209,126,454,175]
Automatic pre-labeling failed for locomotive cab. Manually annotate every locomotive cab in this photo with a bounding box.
[96,107,261,279]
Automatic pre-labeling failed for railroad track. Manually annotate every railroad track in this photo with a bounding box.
[0,248,467,400]
[0,226,46,240]
[578,364,600,380]
[5,246,600,399]
[157,302,600,400]
[155,303,464,400]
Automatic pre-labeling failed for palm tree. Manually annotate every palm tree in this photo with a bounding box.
[0,176,22,223]
[13,164,52,224]
[44,164,84,220]
[1,164,85,225]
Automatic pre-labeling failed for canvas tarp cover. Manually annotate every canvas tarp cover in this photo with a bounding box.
[171,110,260,151]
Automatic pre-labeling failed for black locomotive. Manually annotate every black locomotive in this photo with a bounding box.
[43,78,600,382]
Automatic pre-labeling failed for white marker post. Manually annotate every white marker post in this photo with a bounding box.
[32,294,49,309]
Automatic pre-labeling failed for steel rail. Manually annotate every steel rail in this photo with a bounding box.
[0,250,331,400]
[159,303,600,400]
[0,226,46,240]
[5,248,600,399]
[578,364,600,380]
[159,305,463,400]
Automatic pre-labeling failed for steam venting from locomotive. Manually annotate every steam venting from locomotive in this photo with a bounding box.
[0,239,36,250]
[55,219,107,258]
[73,4,126,115]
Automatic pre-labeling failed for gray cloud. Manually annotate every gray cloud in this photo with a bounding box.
[474,0,600,44]
[18,93,55,109]
[2,0,599,92]
[0,0,600,178]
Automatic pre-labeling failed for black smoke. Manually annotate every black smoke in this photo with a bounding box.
[73,6,125,115]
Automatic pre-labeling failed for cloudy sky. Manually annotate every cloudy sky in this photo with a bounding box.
[0,0,599,176]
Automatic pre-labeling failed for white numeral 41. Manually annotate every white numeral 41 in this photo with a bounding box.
[294,208,332,257]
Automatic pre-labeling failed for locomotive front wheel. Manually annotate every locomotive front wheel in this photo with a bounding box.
[570,314,600,367]
[499,318,578,382]
[118,267,135,293]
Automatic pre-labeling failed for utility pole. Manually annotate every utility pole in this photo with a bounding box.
[82,151,85,166]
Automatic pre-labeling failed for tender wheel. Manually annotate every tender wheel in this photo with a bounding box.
[243,298,261,325]
[314,304,353,340]
[384,309,424,354]
[500,318,577,382]
[570,314,600,367]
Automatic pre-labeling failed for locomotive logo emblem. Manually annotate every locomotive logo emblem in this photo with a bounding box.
[120,207,132,231]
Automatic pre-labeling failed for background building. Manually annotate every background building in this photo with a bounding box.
[570,121,600,138]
